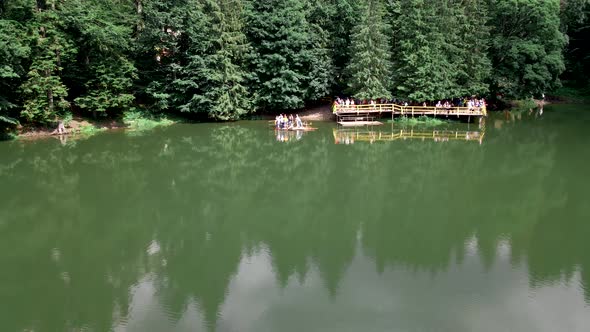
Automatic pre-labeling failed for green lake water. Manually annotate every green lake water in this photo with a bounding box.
[1,104,589,332]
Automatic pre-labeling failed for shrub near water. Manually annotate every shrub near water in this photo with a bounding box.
[78,124,106,135]
[123,111,174,131]
[391,116,448,127]
[512,99,537,111]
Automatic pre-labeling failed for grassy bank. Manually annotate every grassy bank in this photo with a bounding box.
[122,111,175,131]
[548,86,590,103]
[0,110,177,141]
[388,116,448,126]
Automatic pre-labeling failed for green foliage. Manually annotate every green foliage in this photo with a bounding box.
[345,0,392,100]
[135,0,213,116]
[450,0,492,96]
[20,58,71,123]
[200,0,253,120]
[488,0,566,99]
[18,1,76,124]
[0,130,18,141]
[1,0,585,127]
[74,58,137,114]
[392,115,448,126]
[62,0,137,115]
[123,110,174,130]
[246,0,333,110]
[392,0,491,101]
[560,0,590,88]
[78,124,106,135]
[393,0,451,101]
[0,18,29,126]
[551,85,590,102]
[62,111,73,126]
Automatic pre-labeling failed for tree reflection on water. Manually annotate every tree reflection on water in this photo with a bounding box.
[0,110,589,331]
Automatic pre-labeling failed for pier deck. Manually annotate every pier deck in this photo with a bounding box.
[334,103,487,120]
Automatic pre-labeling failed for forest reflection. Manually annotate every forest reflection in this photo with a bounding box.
[0,111,588,331]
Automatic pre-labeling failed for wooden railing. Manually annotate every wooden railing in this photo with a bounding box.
[334,103,487,117]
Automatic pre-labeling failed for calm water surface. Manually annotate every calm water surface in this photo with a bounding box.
[1,104,589,332]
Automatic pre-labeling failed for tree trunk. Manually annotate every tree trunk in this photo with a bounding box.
[134,0,143,35]
[46,68,54,112]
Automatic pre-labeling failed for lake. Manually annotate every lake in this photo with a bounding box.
[1,104,589,332]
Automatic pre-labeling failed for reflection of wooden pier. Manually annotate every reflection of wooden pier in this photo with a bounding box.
[333,126,485,144]
[334,104,487,125]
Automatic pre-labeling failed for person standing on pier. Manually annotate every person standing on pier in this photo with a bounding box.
[333,99,339,113]
[275,114,282,129]
[295,114,303,128]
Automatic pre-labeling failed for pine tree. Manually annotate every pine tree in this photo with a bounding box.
[453,0,491,96]
[345,0,392,100]
[327,0,360,94]
[246,0,332,111]
[134,0,212,115]
[201,0,252,120]
[393,0,454,101]
[0,3,30,126]
[64,0,137,115]
[20,0,75,124]
[305,0,335,101]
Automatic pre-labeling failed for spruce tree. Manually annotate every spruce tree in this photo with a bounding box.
[20,0,75,124]
[345,0,392,100]
[0,4,30,126]
[393,0,454,101]
[453,0,491,96]
[134,0,212,115]
[64,0,137,115]
[246,0,332,111]
[328,0,360,94]
[201,0,252,120]
[305,0,335,101]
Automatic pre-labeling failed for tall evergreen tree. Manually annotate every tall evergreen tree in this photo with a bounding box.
[246,0,332,111]
[201,0,252,120]
[63,0,137,115]
[20,0,75,124]
[304,0,335,101]
[345,0,392,100]
[328,0,360,93]
[134,0,213,115]
[454,0,491,96]
[0,1,31,126]
[393,0,454,101]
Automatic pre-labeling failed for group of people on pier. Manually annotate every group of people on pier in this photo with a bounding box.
[275,114,303,129]
[434,98,485,110]
[333,97,486,111]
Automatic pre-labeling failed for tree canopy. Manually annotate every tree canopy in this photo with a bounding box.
[0,0,586,128]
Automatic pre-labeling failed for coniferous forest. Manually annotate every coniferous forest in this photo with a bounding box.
[1,0,589,128]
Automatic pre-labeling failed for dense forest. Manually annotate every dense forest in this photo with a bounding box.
[1,0,589,129]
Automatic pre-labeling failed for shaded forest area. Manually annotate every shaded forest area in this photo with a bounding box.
[1,0,589,129]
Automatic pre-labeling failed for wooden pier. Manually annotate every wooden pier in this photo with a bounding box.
[334,103,487,125]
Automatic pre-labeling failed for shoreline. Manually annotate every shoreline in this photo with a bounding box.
[6,106,336,141]
[13,118,127,140]
[4,98,585,141]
